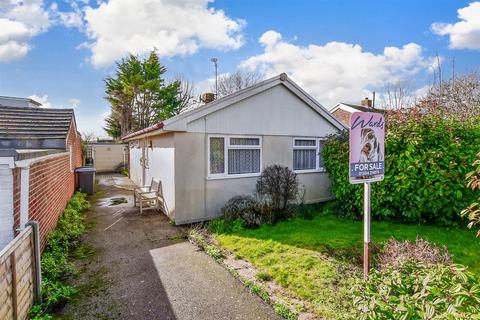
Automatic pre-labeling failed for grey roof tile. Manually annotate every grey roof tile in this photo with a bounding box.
[0,106,74,149]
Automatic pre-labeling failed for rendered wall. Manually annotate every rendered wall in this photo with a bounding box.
[173,132,206,224]
[173,134,334,224]
[129,143,143,186]
[144,134,175,219]
[92,144,126,172]
[187,85,338,136]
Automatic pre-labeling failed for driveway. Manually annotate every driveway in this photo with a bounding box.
[60,174,278,320]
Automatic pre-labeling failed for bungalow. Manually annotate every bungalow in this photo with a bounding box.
[329,98,384,126]
[123,73,345,224]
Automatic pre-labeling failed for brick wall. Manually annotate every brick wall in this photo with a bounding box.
[332,108,352,126]
[28,125,82,249]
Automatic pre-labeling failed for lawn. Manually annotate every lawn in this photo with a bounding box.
[214,208,480,318]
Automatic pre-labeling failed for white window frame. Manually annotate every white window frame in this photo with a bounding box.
[292,137,326,173]
[208,135,262,179]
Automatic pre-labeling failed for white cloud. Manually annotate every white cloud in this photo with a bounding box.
[68,98,81,108]
[28,94,52,108]
[240,30,436,107]
[76,107,111,136]
[49,1,85,30]
[83,0,245,67]
[0,0,88,62]
[431,2,480,50]
[28,94,81,109]
[195,72,229,94]
[0,0,51,61]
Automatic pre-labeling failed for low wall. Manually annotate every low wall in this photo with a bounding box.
[0,226,35,320]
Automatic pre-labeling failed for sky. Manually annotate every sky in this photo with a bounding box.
[1,0,479,137]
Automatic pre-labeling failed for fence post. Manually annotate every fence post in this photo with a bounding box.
[10,252,17,320]
[25,221,42,304]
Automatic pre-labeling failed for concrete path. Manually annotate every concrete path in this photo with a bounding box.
[60,174,278,320]
[151,242,278,320]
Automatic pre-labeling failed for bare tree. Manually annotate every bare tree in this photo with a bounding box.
[175,77,198,114]
[379,80,417,110]
[81,131,97,144]
[419,72,480,119]
[80,131,97,162]
[215,71,263,97]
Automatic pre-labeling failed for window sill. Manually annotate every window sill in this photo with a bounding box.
[206,173,261,180]
[294,169,326,174]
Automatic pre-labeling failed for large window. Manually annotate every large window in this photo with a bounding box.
[209,136,262,178]
[293,138,326,172]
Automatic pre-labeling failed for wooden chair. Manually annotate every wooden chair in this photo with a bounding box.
[134,178,168,215]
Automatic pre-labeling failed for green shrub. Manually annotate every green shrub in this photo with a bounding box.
[323,114,480,225]
[351,263,480,319]
[30,191,90,319]
[221,196,263,228]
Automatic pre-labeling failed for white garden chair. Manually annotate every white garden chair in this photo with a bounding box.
[134,178,168,215]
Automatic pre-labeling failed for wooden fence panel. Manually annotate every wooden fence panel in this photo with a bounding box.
[0,227,35,320]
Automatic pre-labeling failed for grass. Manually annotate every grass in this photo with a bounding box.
[214,206,480,318]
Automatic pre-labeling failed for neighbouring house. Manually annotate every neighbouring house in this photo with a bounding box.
[0,95,42,108]
[86,140,127,173]
[123,73,345,224]
[329,98,384,126]
[0,97,82,250]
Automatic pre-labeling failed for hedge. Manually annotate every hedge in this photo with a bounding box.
[323,113,480,225]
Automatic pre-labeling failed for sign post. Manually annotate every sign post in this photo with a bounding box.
[349,112,385,278]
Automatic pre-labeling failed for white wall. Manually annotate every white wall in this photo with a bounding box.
[129,143,143,186]
[144,134,175,218]
[92,144,126,172]
[0,163,14,250]
[187,85,338,137]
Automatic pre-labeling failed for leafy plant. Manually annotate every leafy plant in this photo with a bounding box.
[256,165,299,220]
[274,303,297,320]
[323,113,480,225]
[29,192,90,319]
[351,263,480,320]
[461,151,480,237]
[221,195,262,228]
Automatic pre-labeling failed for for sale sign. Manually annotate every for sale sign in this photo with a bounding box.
[349,112,385,184]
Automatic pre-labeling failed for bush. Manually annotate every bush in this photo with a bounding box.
[323,113,480,225]
[351,263,480,319]
[221,196,262,228]
[256,165,299,220]
[377,237,451,271]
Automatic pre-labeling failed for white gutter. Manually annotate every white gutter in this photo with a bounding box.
[123,128,171,142]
